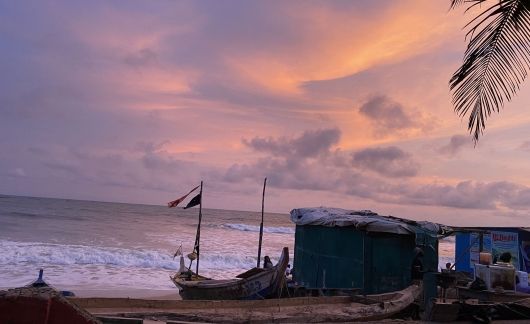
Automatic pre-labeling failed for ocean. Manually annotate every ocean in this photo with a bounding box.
[0,195,454,293]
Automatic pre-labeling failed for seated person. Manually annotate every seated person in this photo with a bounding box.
[496,252,513,267]
[263,255,273,268]
[441,262,453,273]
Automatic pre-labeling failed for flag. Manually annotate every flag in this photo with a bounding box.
[173,245,182,259]
[168,185,200,208]
[183,193,201,209]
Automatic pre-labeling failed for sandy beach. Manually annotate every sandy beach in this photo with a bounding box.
[72,288,181,300]
[0,286,182,300]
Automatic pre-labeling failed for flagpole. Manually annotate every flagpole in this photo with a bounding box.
[196,181,203,276]
[257,177,267,268]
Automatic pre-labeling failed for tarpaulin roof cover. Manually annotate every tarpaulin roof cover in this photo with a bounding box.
[290,207,450,237]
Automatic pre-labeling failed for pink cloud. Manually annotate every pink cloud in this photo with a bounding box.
[2,1,530,226]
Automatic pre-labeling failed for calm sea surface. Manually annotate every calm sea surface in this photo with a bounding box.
[0,195,454,292]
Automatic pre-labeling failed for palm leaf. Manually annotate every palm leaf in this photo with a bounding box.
[450,0,487,10]
[450,0,530,142]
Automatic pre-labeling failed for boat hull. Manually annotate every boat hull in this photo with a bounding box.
[172,247,289,300]
[457,286,530,303]
[73,284,421,323]
[177,271,278,300]
[0,287,99,324]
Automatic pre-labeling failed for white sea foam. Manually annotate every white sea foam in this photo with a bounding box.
[0,240,257,273]
[222,223,295,234]
[0,239,263,289]
[0,240,179,270]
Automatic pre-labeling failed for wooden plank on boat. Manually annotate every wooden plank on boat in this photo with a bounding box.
[457,286,530,303]
[71,295,353,310]
[97,316,143,324]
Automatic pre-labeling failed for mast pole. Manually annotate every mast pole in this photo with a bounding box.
[196,181,203,275]
[257,177,267,268]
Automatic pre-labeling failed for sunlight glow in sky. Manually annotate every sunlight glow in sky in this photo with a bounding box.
[3,1,530,226]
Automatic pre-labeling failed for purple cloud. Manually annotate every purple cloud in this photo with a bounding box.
[438,135,469,156]
[123,48,158,67]
[519,141,530,152]
[397,181,524,210]
[229,132,418,199]
[242,128,341,158]
[227,128,349,189]
[358,95,417,136]
[352,146,419,177]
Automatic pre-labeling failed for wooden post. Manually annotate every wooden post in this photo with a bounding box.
[257,178,267,268]
[196,181,203,276]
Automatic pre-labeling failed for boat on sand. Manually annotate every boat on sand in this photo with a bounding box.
[0,270,98,324]
[73,283,420,323]
[171,247,289,300]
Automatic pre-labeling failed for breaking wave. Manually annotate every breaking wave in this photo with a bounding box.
[222,223,295,234]
[0,240,256,272]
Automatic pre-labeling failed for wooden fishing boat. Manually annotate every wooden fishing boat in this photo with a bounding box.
[73,283,421,323]
[457,285,530,303]
[0,270,98,324]
[171,247,289,300]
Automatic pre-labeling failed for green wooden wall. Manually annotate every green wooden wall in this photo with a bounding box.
[293,225,438,294]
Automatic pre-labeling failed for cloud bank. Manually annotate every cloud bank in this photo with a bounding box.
[3,1,530,225]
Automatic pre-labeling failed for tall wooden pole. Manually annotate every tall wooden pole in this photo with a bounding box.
[196,181,203,275]
[257,178,267,268]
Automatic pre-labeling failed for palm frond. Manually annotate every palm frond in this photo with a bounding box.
[450,0,487,10]
[450,0,530,142]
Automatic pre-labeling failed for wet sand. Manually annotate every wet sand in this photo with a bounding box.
[72,288,180,300]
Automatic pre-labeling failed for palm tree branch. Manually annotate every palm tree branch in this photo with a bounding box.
[450,0,530,142]
[450,0,488,10]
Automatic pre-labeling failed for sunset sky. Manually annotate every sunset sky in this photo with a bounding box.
[3,1,530,226]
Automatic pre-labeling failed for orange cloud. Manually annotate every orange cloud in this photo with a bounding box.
[224,1,464,96]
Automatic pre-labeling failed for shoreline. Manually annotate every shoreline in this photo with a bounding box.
[1,287,181,300]
[73,288,181,300]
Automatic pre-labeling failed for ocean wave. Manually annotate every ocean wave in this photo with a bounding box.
[0,240,257,272]
[9,211,40,218]
[222,223,295,234]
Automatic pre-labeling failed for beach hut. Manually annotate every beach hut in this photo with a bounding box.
[455,227,530,273]
[290,207,449,294]
[455,227,530,274]
[453,227,530,295]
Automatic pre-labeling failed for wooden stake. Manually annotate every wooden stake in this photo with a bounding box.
[257,178,267,268]
[196,181,203,275]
